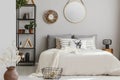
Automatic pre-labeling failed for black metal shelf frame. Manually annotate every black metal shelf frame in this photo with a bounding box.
[16,4,36,66]
[17,33,34,34]
[18,47,35,49]
[17,19,35,20]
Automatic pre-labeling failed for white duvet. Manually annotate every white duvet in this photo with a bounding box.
[33,48,120,76]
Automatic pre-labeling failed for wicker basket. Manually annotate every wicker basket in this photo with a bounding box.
[42,67,63,80]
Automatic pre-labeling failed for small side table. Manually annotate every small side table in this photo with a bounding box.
[102,48,113,53]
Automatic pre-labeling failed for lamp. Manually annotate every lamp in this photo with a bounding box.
[103,39,112,49]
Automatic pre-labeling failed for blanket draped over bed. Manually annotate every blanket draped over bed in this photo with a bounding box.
[31,48,120,77]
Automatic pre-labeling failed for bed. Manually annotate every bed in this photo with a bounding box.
[32,34,120,76]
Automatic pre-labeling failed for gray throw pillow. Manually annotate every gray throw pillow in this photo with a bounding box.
[73,34,97,39]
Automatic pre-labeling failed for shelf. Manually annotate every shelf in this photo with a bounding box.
[17,19,35,21]
[19,61,34,63]
[18,47,34,49]
[16,3,36,66]
[17,61,35,66]
[17,33,34,34]
[21,4,36,7]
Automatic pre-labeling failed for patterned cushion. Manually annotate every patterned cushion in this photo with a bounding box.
[73,35,97,49]
[47,34,72,49]
[56,38,83,49]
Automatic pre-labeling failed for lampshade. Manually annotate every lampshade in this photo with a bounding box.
[103,39,112,45]
[103,39,112,49]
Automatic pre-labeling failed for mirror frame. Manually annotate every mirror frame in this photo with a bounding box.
[63,0,87,23]
[43,10,58,24]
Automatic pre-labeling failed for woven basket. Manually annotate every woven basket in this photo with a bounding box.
[42,67,63,79]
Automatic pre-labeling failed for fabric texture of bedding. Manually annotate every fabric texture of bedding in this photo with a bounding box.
[73,34,97,40]
[73,34,97,49]
[32,48,120,77]
[56,35,96,49]
[56,38,83,49]
[47,34,72,49]
[78,36,96,49]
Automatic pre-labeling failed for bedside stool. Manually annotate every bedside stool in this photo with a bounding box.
[102,48,113,53]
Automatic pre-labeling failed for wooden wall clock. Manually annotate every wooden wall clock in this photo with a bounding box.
[43,10,58,24]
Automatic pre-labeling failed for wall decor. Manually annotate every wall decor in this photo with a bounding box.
[19,52,25,61]
[18,29,25,34]
[43,10,58,24]
[26,0,35,4]
[25,52,30,62]
[23,38,33,48]
[63,0,87,23]
[19,41,23,48]
[23,13,30,19]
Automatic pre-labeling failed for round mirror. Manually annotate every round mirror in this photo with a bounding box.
[64,0,86,23]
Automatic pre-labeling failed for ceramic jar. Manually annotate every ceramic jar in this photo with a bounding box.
[4,66,18,80]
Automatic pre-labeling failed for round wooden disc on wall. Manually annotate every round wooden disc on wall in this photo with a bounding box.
[43,10,58,24]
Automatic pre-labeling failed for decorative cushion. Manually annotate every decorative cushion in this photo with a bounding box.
[56,38,85,49]
[47,34,72,49]
[73,35,97,49]
[59,38,72,48]
[56,38,61,49]
[70,39,82,49]
[78,36,96,49]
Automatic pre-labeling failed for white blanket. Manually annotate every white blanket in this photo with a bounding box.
[33,48,120,76]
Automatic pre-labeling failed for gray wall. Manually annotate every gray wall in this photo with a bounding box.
[34,0,120,61]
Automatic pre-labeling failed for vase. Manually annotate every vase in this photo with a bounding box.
[4,66,18,80]
[29,29,34,33]
[18,29,25,34]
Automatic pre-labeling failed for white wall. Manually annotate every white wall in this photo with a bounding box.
[34,0,120,60]
[0,0,16,79]
[0,0,16,53]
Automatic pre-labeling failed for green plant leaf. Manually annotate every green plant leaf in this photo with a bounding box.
[24,21,36,29]
[16,0,27,9]
[24,25,30,29]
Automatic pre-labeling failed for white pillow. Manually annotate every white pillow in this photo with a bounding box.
[59,38,73,48]
[70,39,86,49]
[58,38,83,49]
[78,36,96,49]
[57,36,96,50]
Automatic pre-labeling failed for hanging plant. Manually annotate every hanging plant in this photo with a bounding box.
[16,0,27,9]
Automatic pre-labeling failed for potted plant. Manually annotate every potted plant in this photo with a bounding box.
[24,21,36,33]
[16,0,27,9]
